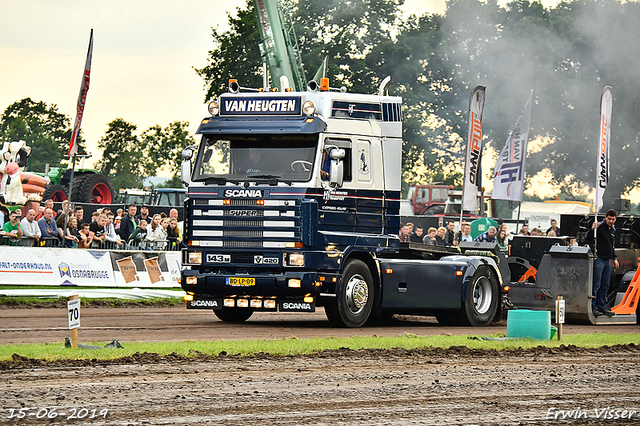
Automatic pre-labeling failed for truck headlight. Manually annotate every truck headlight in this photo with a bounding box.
[303,100,316,116]
[288,278,302,288]
[188,251,202,265]
[185,276,198,285]
[208,99,219,116]
[287,253,305,267]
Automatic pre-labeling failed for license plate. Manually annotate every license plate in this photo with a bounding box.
[226,277,255,286]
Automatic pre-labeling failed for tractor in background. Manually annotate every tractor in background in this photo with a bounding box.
[41,167,115,205]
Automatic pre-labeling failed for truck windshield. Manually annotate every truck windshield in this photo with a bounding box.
[193,135,318,182]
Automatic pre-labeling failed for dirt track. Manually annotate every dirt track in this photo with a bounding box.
[1,305,638,345]
[1,306,639,425]
[1,346,640,425]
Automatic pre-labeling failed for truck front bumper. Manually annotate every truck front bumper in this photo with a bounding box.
[181,270,340,312]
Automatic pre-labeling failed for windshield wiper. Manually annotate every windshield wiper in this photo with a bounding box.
[246,174,280,179]
[200,177,241,185]
[246,174,292,186]
[200,177,227,184]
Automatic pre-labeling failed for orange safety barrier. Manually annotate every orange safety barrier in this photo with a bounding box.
[612,264,640,315]
[518,266,537,283]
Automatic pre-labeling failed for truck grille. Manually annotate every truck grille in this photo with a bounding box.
[224,241,262,247]
[224,230,263,237]
[189,197,300,248]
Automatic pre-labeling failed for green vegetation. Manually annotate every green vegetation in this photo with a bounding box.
[0,100,193,187]
[0,296,182,308]
[198,0,640,203]
[96,119,195,189]
[1,333,638,362]
[0,287,183,308]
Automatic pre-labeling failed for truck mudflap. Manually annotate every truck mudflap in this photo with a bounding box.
[185,294,314,312]
[507,245,636,325]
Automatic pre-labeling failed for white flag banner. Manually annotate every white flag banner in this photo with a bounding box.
[462,85,486,212]
[595,86,613,214]
[492,90,534,201]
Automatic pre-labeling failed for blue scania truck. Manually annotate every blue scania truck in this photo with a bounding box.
[179,78,506,327]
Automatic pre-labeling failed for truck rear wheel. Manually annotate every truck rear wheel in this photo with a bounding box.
[325,259,373,328]
[435,267,499,326]
[462,266,499,326]
[213,308,254,323]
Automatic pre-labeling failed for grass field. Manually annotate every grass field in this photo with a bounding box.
[1,333,639,362]
[1,292,638,362]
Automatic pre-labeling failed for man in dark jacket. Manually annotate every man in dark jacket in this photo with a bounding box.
[444,220,455,246]
[118,204,139,242]
[585,209,619,317]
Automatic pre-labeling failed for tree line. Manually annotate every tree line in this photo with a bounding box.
[2,0,639,204]
[198,0,640,204]
[0,98,194,190]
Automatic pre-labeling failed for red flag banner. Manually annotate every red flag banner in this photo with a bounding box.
[462,85,486,213]
[69,29,93,157]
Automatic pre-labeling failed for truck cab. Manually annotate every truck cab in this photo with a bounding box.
[180,80,404,326]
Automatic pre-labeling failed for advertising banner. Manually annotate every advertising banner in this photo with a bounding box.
[110,251,181,288]
[0,247,181,288]
[0,248,112,286]
[595,86,613,214]
[492,90,534,201]
[462,86,486,213]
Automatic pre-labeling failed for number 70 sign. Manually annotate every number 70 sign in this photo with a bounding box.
[67,298,80,329]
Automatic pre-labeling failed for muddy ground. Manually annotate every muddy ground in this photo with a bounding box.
[1,346,640,425]
[1,306,639,425]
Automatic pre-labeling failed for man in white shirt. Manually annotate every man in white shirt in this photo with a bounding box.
[457,222,473,244]
[104,212,123,247]
[20,208,42,244]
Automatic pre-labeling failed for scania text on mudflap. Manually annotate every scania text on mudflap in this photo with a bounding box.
[179,78,505,327]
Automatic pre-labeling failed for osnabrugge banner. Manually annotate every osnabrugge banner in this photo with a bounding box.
[0,247,181,288]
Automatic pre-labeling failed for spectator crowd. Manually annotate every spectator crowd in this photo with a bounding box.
[0,199,184,251]
[399,218,566,254]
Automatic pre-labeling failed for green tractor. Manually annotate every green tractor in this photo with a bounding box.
[41,167,115,204]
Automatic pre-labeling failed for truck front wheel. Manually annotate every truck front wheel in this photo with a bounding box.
[462,266,499,326]
[325,259,374,328]
[213,308,254,323]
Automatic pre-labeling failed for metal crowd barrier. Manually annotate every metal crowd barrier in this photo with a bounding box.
[9,237,182,252]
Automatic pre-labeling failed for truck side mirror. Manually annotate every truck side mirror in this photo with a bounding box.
[180,146,195,187]
[329,148,345,187]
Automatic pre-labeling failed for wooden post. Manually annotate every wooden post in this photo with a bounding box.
[68,294,80,349]
[556,296,564,341]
